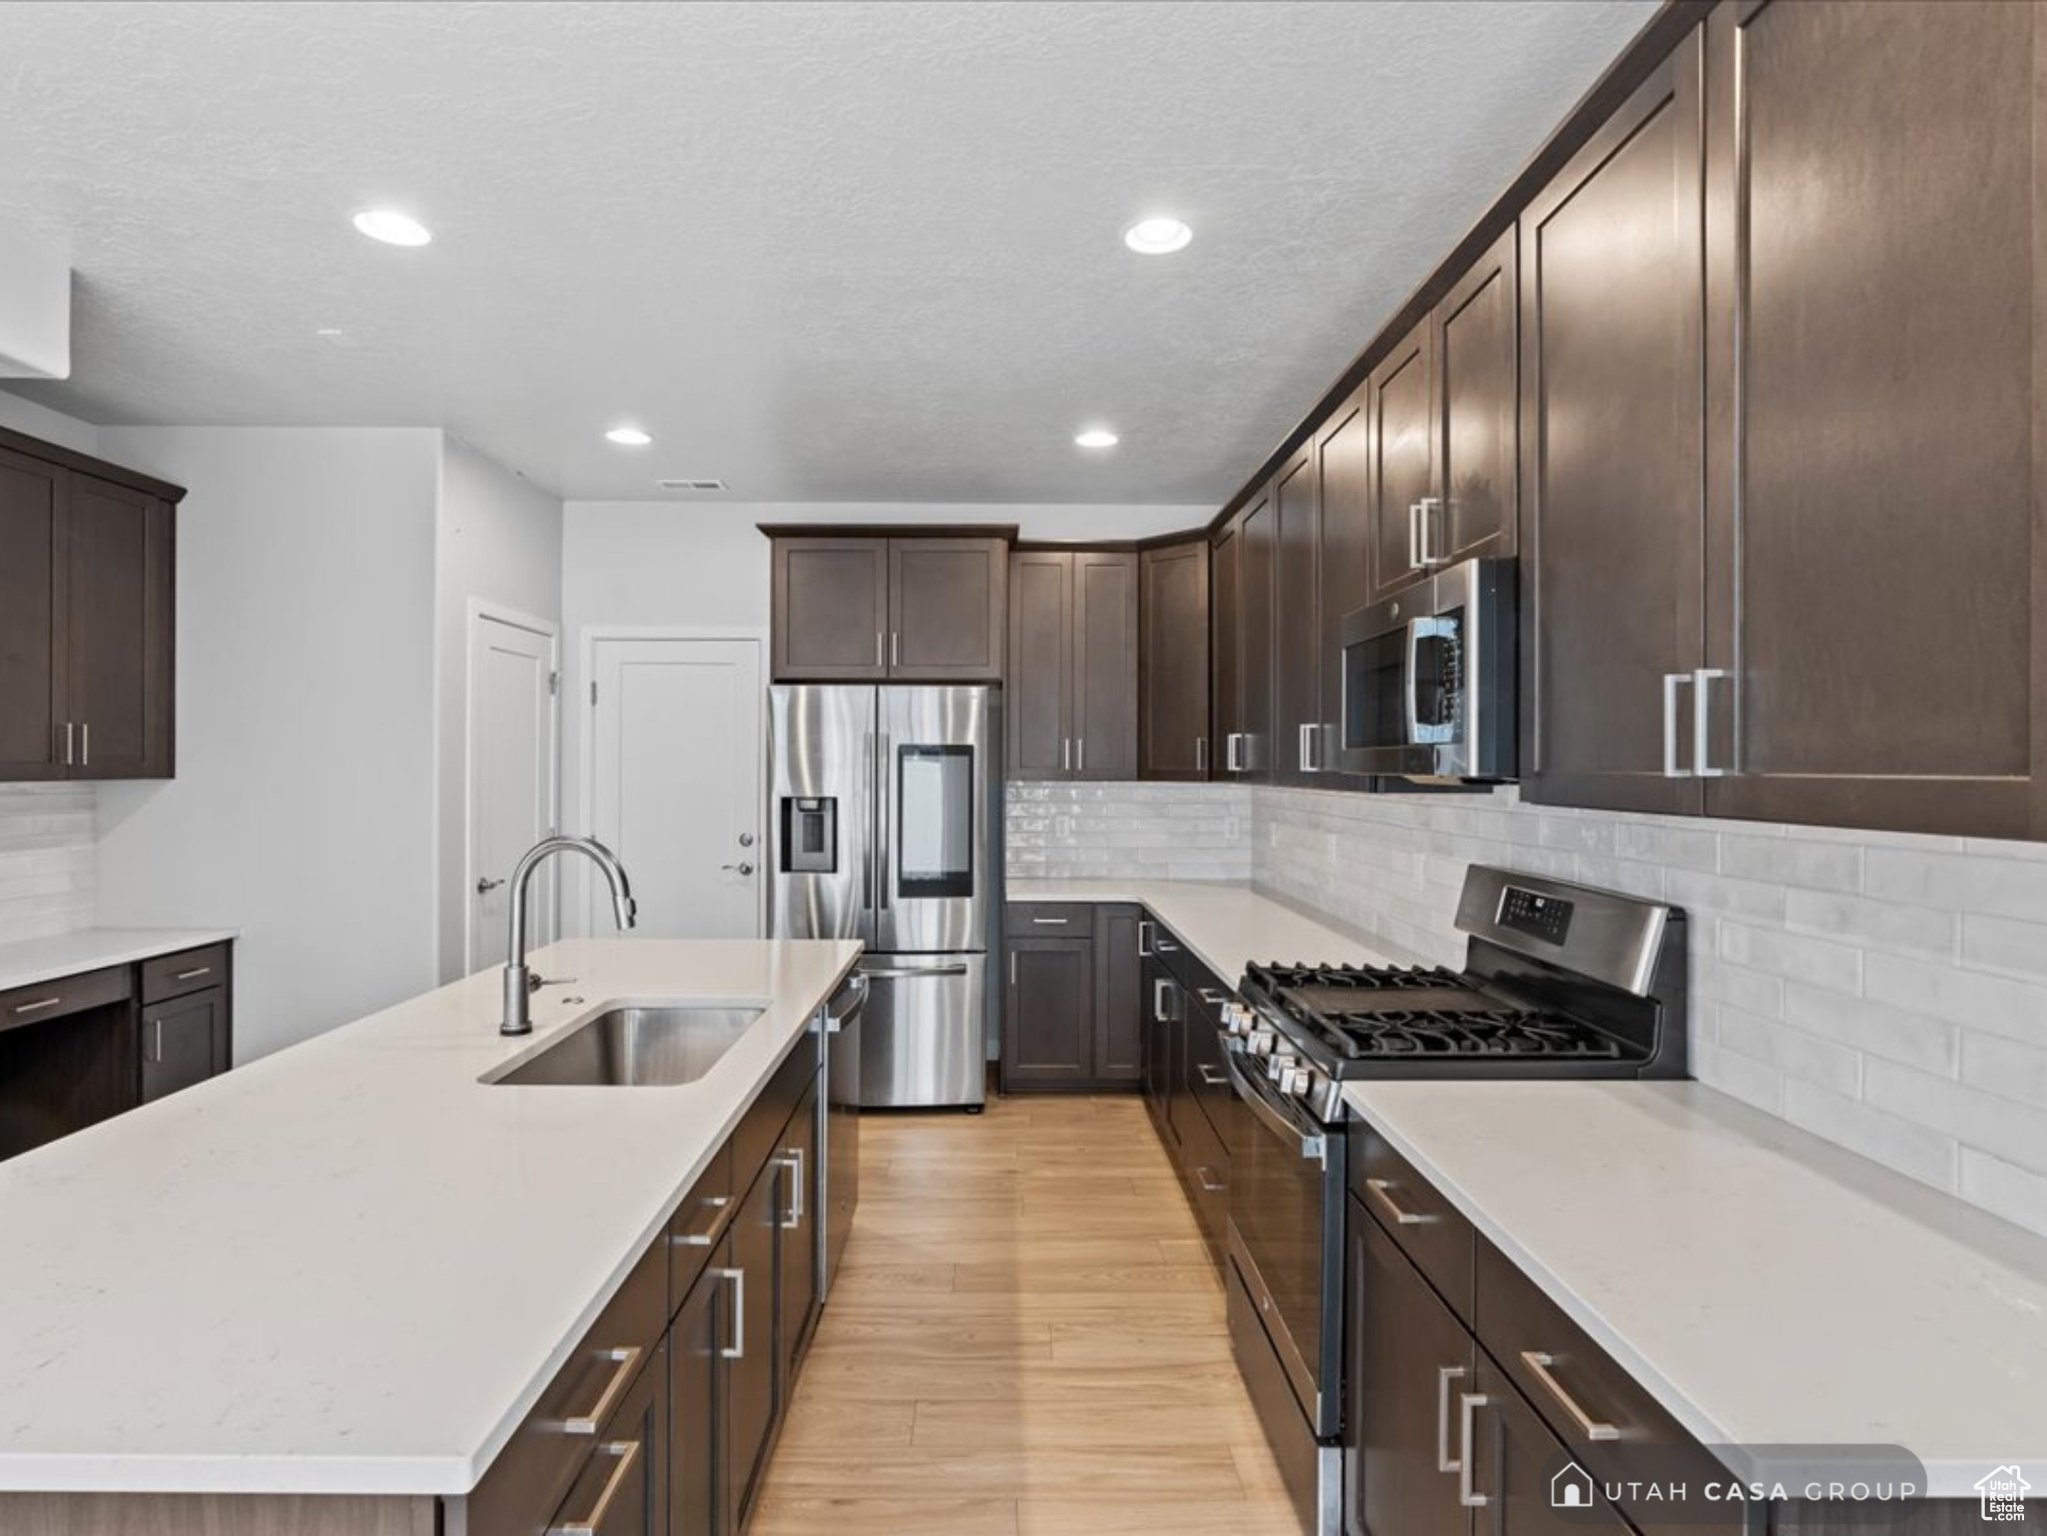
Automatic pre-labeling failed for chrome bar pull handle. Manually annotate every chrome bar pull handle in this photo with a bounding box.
[551,1440,642,1536]
[1693,668,1731,778]
[1661,673,1695,779]
[173,966,212,981]
[1076,736,1085,774]
[1409,500,1424,571]
[563,1346,643,1435]
[718,1268,745,1359]
[80,723,88,769]
[1195,735,1207,773]
[1458,1392,1492,1507]
[1364,1177,1432,1227]
[890,631,899,668]
[62,722,73,767]
[779,1148,805,1227]
[11,997,62,1016]
[1520,1351,1621,1441]
[1438,1365,1470,1471]
[1137,920,1154,957]
[1062,737,1070,772]
[672,1195,732,1249]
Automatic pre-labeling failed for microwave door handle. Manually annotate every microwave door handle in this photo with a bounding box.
[1404,618,1426,746]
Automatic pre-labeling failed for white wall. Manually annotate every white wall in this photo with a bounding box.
[0,388,100,456]
[434,438,564,981]
[92,427,442,1063]
[557,498,1211,930]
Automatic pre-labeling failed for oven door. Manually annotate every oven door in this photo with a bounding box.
[1224,1048,1346,1438]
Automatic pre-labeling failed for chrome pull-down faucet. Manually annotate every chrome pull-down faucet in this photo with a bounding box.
[500,834,637,1035]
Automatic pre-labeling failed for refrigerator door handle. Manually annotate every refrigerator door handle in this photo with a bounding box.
[876,731,891,912]
[861,730,875,910]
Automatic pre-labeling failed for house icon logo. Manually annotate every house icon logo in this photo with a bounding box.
[1975,1464,2030,1521]
[1552,1462,1597,1510]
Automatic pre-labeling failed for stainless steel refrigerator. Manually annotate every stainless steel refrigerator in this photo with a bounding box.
[767,685,999,1109]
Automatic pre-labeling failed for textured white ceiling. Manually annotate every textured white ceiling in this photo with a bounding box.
[0,0,1650,504]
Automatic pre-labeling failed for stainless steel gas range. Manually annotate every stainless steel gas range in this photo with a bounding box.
[1218,865,1688,1536]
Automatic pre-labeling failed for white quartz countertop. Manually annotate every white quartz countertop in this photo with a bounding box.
[0,937,860,1496]
[1006,877,1386,984]
[0,926,239,994]
[1342,1079,2047,1498]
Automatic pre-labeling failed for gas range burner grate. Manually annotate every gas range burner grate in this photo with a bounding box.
[1321,1010,1625,1061]
[1245,962,1470,993]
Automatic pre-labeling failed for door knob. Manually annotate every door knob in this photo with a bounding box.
[738,832,755,848]
[476,877,505,895]
[721,862,756,876]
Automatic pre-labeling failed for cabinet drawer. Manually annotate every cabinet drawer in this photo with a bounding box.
[1005,901,1093,932]
[1348,1121,1475,1328]
[462,1236,668,1536]
[667,1140,735,1309]
[1155,928,1223,997]
[0,964,129,1035]
[1181,987,1235,1131]
[546,1332,667,1536]
[141,943,229,1004]
[1178,1097,1230,1262]
[733,1028,819,1194]
[1476,1235,1740,1536]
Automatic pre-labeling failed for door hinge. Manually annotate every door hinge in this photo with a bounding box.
[590,680,599,707]
[548,670,559,696]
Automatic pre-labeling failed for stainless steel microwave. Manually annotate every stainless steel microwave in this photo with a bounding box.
[1339,557,1517,783]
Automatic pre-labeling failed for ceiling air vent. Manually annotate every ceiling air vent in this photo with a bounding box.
[657,478,728,492]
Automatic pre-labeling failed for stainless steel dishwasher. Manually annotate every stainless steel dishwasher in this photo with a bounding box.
[816,971,866,1298]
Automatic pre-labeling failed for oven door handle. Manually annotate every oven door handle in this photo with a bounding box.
[1223,1051,1326,1165]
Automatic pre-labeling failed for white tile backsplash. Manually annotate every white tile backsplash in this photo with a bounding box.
[1005,781,1251,882]
[1250,781,2047,1238]
[0,785,96,944]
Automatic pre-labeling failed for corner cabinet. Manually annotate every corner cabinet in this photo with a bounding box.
[0,429,181,781]
[1137,538,1211,780]
[1004,548,1137,781]
[767,529,1009,683]
[999,902,1142,1090]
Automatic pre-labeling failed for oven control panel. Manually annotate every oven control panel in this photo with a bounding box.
[1498,885,1573,946]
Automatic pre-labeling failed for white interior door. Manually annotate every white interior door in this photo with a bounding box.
[467,611,560,972]
[590,636,763,938]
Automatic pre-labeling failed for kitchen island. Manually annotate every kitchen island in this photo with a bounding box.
[0,936,860,1533]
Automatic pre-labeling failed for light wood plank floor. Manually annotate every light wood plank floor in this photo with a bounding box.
[751,1092,1302,1536]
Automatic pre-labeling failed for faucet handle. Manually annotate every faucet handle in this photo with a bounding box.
[527,974,578,993]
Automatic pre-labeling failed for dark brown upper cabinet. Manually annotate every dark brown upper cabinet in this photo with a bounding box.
[1364,230,1520,609]
[1364,319,1437,608]
[1315,385,1375,791]
[0,430,179,782]
[1519,28,1706,818]
[1003,548,1136,780]
[1698,0,2047,839]
[1229,489,1276,779]
[1137,538,1211,781]
[1272,448,1323,784]
[1210,522,1241,778]
[768,531,1008,683]
[0,445,66,779]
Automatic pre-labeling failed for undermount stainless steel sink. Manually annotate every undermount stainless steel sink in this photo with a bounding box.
[487,1005,763,1087]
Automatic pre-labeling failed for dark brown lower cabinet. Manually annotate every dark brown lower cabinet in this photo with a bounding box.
[1091,905,1144,1083]
[777,1078,821,1382]
[1347,1199,1478,1536]
[727,1156,781,1526]
[1001,903,1145,1092]
[670,1237,729,1536]
[1468,1355,1631,1536]
[139,986,227,1103]
[1002,935,1095,1090]
[548,1337,667,1536]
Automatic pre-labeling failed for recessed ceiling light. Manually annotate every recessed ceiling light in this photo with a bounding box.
[1075,428,1119,449]
[1123,216,1192,256]
[351,209,432,247]
[605,426,652,447]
